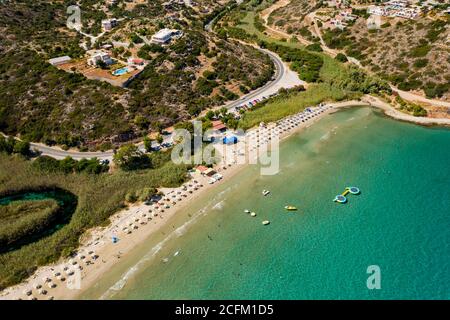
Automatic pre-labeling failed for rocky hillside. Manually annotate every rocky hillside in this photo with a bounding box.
[267,0,450,101]
[0,0,274,149]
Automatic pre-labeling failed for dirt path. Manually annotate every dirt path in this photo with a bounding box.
[304,12,449,108]
[260,0,312,45]
[392,87,450,108]
[260,0,290,24]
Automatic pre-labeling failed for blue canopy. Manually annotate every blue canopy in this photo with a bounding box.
[223,136,238,145]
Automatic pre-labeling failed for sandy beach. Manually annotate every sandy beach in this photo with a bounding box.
[1,97,448,300]
[336,95,450,126]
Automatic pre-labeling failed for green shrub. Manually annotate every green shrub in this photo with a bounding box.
[335,53,348,63]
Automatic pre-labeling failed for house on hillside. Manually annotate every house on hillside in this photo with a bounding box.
[339,8,357,21]
[329,16,348,30]
[151,28,183,44]
[87,51,113,67]
[102,18,118,31]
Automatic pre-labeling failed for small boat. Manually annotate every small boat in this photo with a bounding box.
[250,212,257,217]
[284,206,297,211]
[262,190,271,196]
[262,220,270,225]
[244,209,250,214]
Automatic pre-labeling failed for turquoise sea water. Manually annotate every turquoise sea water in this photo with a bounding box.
[83,107,450,300]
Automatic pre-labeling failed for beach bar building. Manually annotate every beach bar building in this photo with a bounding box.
[212,120,227,133]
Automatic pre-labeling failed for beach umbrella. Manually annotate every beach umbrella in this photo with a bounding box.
[34,284,42,290]
[23,289,32,296]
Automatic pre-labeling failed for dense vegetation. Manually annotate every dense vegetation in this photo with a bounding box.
[239,84,349,129]
[0,151,188,289]
[0,199,60,252]
[0,0,274,149]
[0,136,31,157]
[321,16,450,99]
[259,41,324,82]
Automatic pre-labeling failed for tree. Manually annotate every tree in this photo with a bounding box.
[219,107,228,117]
[32,156,60,172]
[205,110,215,120]
[134,115,149,130]
[143,136,153,153]
[13,140,30,156]
[0,136,14,154]
[96,60,107,69]
[156,134,163,144]
[59,156,77,174]
[130,33,143,44]
[113,144,151,171]
[305,43,323,52]
[335,53,348,63]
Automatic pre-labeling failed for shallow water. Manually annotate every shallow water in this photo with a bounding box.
[82,107,450,300]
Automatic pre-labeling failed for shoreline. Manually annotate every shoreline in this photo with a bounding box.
[0,103,334,300]
[335,95,450,127]
[1,99,448,300]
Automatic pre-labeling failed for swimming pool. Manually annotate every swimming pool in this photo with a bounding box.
[112,67,129,76]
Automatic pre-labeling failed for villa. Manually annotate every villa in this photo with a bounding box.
[367,0,421,20]
[87,51,113,67]
[339,8,357,21]
[102,18,118,31]
[151,28,183,44]
[327,16,348,30]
